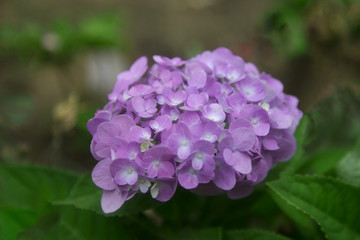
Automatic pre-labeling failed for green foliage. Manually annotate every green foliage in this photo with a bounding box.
[336,146,360,186]
[18,207,131,240]
[268,176,360,240]
[264,0,311,57]
[0,163,77,214]
[0,208,38,240]
[168,227,222,240]
[0,163,77,239]
[0,13,128,62]
[224,229,291,240]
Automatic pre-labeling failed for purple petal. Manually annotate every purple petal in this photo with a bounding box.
[237,77,266,102]
[253,122,270,136]
[229,117,253,131]
[112,115,136,135]
[92,159,116,190]
[157,161,175,178]
[193,140,215,155]
[223,148,236,165]
[111,159,142,185]
[213,157,236,190]
[153,55,185,67]
[271,130,297,162]
[179,111,201,128]
[165,89,187,106]
[131,97,145,114]
[223,149,252,174]
[228,93,246,115]
[101,188,128,213]
[151,179,177,202]
[115,142,140,160]
[183,92,208,110]
[114,169,138,185]
[90,139,102,160]
[251,158,270,183]
[94,122,118,144]
[178,170,199,189]
[244,62,260,78]
[129,56,148,79]
[128,84,154,97]
[231,127,256,151]
[149,115,172,132]
[189,68,207,89]
[87,111,111,135]
[147,163,159,178]
[178,144,192,160]
[129,126,151,143]
[94,142,114,159]
[226,65,246,83]
[269,108,292,129]
[201,103,226,123]
[262,134,280,150]
[142,146,172,164]
[192,156,204,170]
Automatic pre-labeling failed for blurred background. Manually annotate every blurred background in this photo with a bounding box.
[1,0,360,171]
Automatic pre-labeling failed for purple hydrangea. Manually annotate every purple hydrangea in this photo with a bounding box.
[88,47,302,213]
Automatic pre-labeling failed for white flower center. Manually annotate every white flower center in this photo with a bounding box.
[153,160,161,167]
[150,183,159,198]
[181,139,189,147]
[127,168,134,174]
[196,152,203,160]
[129,152,137,159]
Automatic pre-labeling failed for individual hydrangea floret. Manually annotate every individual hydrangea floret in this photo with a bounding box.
[87,47,303,213]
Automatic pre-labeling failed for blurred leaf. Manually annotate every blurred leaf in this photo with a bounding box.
[0,13,127,62]
[224,229,290,240]
[306,147,349,174]
[19,207,131,240]
[268,175,360,240]
[0,163,78,239]
[269,190,320,239]
[266,1,310,57]
[168,227,222,240]
[55,173,162,217]
[0,163,77,214]
[336,147,360,186]
[0,208,38,240]
[79,14,125,47]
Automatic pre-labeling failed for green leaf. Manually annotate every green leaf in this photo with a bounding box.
[18,207,131,240]
[224,229,290,240]
[0,163,78,239]
[268,175,360,240]
[0,208,38,240]
[0,163,77,214]
[306,147,348,174]
[336,148,360,186]
[55,173,162,216]
[168,227,222,240]
[269,190,320,239]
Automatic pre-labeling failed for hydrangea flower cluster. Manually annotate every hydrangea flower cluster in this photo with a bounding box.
[87,47,302,213]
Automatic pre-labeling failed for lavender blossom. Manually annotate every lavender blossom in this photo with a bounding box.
[88,47,302,213]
